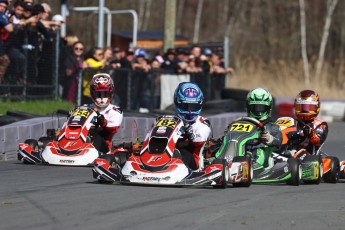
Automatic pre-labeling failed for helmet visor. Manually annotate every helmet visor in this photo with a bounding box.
[295,103,318,113]
[248,104,269,113]
[92,90,112,100]
[177,101,202,113]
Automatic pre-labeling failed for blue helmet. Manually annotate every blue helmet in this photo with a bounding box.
[174,82,204,122]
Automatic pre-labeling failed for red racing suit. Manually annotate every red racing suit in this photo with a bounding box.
[297,118,328,155]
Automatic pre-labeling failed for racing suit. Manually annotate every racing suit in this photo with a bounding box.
[297,118,328,155]
[246,119,282,169]
[177,115,211,170]
[89,103,123,153]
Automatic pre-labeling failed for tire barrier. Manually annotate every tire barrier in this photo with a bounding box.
[0,112,245,161]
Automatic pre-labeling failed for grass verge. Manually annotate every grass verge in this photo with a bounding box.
[0,100,75,115]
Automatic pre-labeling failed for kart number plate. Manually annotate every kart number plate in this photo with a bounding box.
[156,119,177,129]
[275,118,293,127]
[229,123,253,132]
[72,109,90,118]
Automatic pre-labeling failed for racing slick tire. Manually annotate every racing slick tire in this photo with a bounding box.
[97,154,117,184]
[232,156,253,187]
[287,158,302,186]
[303,155,323,185]
[323,157,340,183]
[212,159,228,189]
[21,139,39,164]
[38,136,52,151]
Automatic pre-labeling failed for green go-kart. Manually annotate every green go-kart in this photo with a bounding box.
[208,116,302,186]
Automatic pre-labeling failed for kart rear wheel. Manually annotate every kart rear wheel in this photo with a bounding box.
[287,158,301,186]
[303,155,323,185]
[38,136,52,151]
[232,156,253,187]
[323,157,340,183]
[99,154,117,167]
[212,159,228,189]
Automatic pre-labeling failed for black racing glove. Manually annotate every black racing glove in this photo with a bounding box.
[302,125,313,137]
[184,124,195,140]
[96,114,106,127]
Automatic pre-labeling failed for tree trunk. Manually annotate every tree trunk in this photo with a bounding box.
[299,0,310,86]
[315,0,338,83]
[193,0,204,44]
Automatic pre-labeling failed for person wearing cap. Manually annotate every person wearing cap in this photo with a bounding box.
[119,48,134,70]
[0,0,13,84]
[109,47,122,68]
[161,47,179,73]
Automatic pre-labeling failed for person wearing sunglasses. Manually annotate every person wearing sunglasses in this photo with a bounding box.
[59,41,85,102]
[82,46,105,104]
[173,82,211,170]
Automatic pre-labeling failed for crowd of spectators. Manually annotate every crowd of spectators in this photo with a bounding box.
[1,0,63,93]
[1,0,234,112]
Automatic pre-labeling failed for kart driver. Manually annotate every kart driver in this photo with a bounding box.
[68,73,123,154]
[174,82,211,170]
[293,90,328,154]
[245,88,282,169]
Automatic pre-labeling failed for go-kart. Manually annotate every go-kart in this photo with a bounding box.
[210,116,301,186]
[274,116,339,183]
[17,105,103,166]
[92,115,229,188]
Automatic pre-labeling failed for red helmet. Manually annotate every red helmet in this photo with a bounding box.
[294,90,320,121]
[90,73,114,108]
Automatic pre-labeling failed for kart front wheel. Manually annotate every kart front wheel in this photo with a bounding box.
[287,158,301,186]
[303,155,323,185]
[323,157,340,183]
[212,159,228,189]
[232,156,253,187]
[22,139,39,164]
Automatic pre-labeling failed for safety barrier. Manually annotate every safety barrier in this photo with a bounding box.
[0,112,245,161]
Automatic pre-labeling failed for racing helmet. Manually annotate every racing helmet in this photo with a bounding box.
[90,73,114,108]
[294,90,320,121]
[246,88,273,121]
[174,82,203,123]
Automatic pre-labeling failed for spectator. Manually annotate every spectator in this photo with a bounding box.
[176,47,189,73]
[60,41,86,103]
[109,47,122,69]
[102,46,113,68]
[3,0,25,86]
[120,48,134,70]
[161,48,178,73]
[82,46,104,104]
[0,0,13,84]
[131,48,151,111]
[209,52,234,100]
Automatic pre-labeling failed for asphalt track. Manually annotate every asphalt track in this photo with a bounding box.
[1,122,345,230]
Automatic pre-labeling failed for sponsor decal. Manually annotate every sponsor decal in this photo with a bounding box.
[284,166,289,173]
[156,126,167,134]
[64,141,77,148]
[147,156,162,163]
[59,159,75,163]
[242,163,248,180]
[313,162,319,178]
